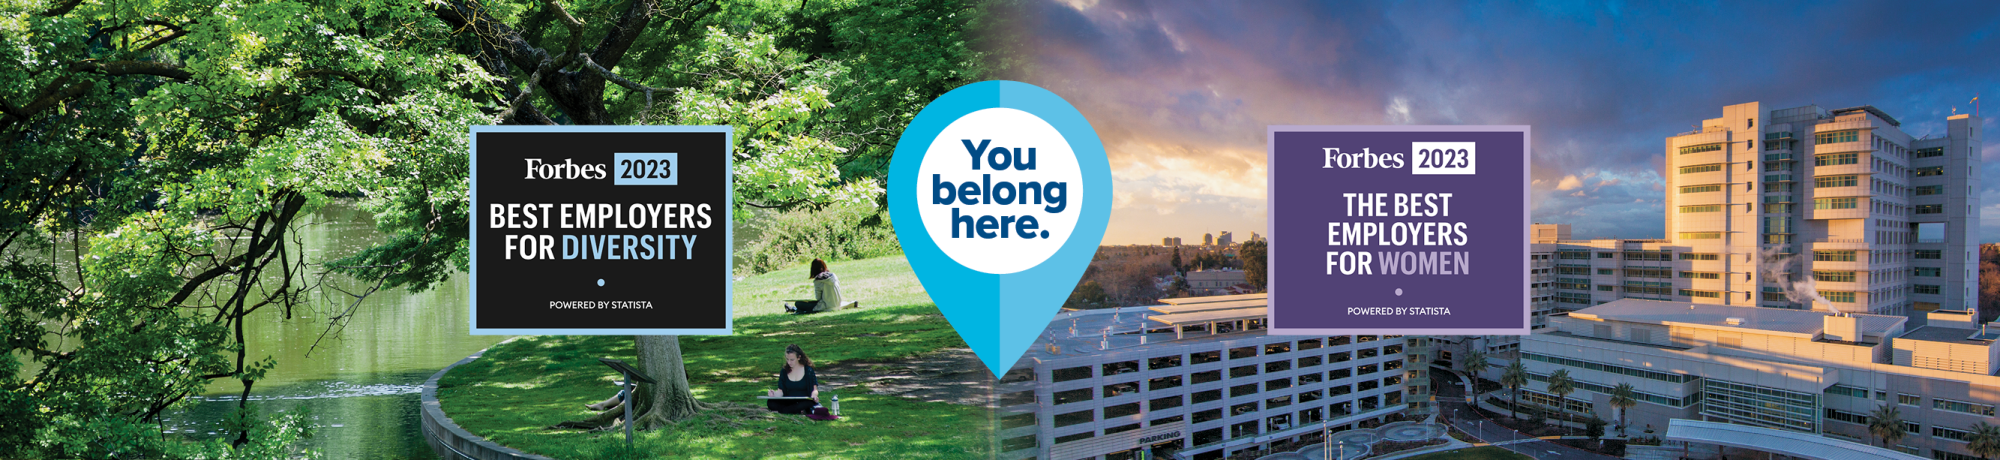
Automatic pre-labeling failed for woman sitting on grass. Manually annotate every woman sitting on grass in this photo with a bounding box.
[785,258,842,314]
[765,344,820,414]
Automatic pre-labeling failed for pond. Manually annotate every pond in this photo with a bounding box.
[155,201,507,458]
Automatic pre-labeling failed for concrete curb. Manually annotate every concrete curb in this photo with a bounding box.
[422,339,558,460]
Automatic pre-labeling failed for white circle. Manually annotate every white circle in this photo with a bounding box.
[916,108,1083,274]
[1395,288,1403,296]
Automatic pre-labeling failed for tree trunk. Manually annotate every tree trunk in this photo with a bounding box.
[554,335,706,430]
[629,335,705,429]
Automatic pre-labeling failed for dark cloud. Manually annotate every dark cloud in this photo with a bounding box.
[1013,0,2000,244]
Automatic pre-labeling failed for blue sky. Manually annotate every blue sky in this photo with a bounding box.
[1011,0,2000,245]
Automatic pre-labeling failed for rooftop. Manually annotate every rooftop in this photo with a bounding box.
[1570,299,1904,339]
[1898,325,1998,345]
[1016,295,1277,367]
[1829,105,1902,127]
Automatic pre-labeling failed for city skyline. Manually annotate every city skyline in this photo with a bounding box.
[1014,0,2000,246]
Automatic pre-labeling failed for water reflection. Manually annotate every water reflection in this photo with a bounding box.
[159,201,504,458]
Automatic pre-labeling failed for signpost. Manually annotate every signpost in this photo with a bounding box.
[598,358,657,448]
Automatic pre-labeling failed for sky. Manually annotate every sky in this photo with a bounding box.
[1008,0,2000,245]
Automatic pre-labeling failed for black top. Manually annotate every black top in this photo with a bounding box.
[778,366,817,398]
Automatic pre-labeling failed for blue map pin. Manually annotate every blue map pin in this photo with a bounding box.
[890,81,1110,377]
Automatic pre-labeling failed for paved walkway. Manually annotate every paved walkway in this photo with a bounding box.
[1255,419,1456,460]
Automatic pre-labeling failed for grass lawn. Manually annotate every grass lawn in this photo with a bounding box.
[1402,446,1534,460]
[436,255,990,459]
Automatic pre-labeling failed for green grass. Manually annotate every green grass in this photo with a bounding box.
[1402,446,1534,460]
[436,255,986,459]
[731,256,932,318]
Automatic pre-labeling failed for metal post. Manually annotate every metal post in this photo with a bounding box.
[622,375,635,447]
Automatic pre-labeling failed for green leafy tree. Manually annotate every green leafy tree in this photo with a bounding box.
[1868,404,1905,449]
[1500,361,1530,420]
[1171,245,1184,277]
[1970,421,2000,460]
[1460,348,1489,402]
[1240,240,1267,291]
[1585,416,1606,441]
[1,0,992,455]
[1545,368,1576,417]
[1609,382,1637,435]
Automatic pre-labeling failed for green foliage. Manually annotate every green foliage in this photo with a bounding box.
[1240,240,1267,291]
[734,203,901,275]
[731,255,931,318]
[1585,416,1606,440]
[1064,280,1110,309]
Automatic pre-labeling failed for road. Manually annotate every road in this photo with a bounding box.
[1431,367,1620,460]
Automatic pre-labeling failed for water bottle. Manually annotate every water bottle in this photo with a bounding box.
[831,394,840,416]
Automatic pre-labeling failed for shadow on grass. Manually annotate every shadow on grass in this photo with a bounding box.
[436,303,990,459]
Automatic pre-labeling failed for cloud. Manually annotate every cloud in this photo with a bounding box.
[1012,0,2000,244]
[1556,175,1583,191]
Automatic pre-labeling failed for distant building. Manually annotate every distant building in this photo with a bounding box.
[1203,233,1214,246]
[1164,237,1182,247]
[1531,223,1570,244]
[1248,232,1263,244]
[1186,269,1246,295]
[1216,231,1233,247]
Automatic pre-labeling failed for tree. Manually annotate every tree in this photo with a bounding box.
[1171,245,1185,277]
[1461,348,1489,402]
[1065,280,1110,310]
[1868,404,1905,449]
[1240,240,1267,291]
[0,0,992,455]
[1970,421,2000,460]
[1585,416,1607,441]
[1546,368,1576,418]
[1608,383,1637,435]
[1500,361,1530,420]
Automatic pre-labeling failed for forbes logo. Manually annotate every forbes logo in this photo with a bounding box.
[1321,148,1406,169]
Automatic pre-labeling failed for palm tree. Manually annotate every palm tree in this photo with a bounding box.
[1867,404,1905,449]
[1500,361,1530,420]
[1608,383,1638,436]
[1461,348,1490,402]
[1546,369,1577,420]
[1969,421,2000,460]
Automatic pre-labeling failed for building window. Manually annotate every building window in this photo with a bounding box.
[1597,285,1614,291]
[1192,389,1222,404]
[1679,164,1724,174]
[1150,355,1184,370]
[1230,383,1258,398]
[1001,434,1037,451]
[1054,388,1093,405]
[1915,267,1942,277]
[1814,152,1860,166]
[1916,250,1942,259]
[1052,366,1092,382]
[1193,427,1223,446]
[1192,370,1222,384]
[1680,205,1723,213]
[1054,409,1093,427]
[1192,350,1222,364]
[1899,394,1920,406]
[1813,197,1858,210]
[1814,175,1859,188]
[1678,289,1721,298]
[1814,250,1856,262]
[1597,252,1616,259]
[1680,253,1720,261]
[1105,402,1142,419]
[1815,130,1859,144]
[1914,147,1945,158]
[1933,426,1973,443]
[1681,184,1723,194]
[1813,271,1856,283]
[1825,385,1870,399]
[1916,205,1943,214]
[1230,365,1258,378]
[1297,338,1322,350]
[1825,408,1870,425]
[1679,144,1724,155]
[1264,342,1292,355]
[1933,398,1997,416]
[1915,185,1944,195]
[1820,291,1856,303]
[1914,166,1944,177]
[1679,232,1723,240]
[1916,285,1941,295]
[1229,346,1258,359]
[1193,408,1223,423]
[1104,382,1139,397]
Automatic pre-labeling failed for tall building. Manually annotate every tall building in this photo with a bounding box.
[1216,231,1234,247]
[1164,237,1182,247]
[1248,232,1263,244]
[1203,233,1214,247]
[1540,103,1981,319]
[1514,299,2000,460]
[1001,296,1409,460]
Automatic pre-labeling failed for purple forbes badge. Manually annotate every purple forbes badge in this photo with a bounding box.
[1266,126,1529,336]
